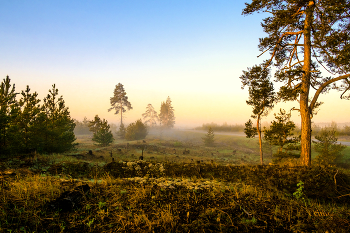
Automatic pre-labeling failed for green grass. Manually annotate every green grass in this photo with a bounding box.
[0,130,349,232]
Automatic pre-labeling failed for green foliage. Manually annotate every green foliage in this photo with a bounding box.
[89,115,114,146]
[240,64,275,118]
[125,119,148,141]
[202,127,215,146]
[293,181,305,201]
[264,109,300,162]
[117,123,126,139]
[158,96,175,128]
[38,84,77,153]
[0,77,76,156]
[242,0,350,166]
[108,83,132,125]
[313,128,346,165]
[0,76,19,155]
[244,119,258,138]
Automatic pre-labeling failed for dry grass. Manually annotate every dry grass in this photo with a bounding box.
[0,132,350,232]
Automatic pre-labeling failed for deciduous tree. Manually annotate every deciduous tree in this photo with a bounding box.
[242,0,350,166]
[108,83,132,125]
[125,119,148,140]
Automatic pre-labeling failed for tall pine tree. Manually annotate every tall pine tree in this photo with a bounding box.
[159,96,175,128]
[108,83,132,126]
[242,0,350,166]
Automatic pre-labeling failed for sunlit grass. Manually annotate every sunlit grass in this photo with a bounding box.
[0,132,349,232]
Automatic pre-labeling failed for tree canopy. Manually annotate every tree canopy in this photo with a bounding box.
[240,64,276,165]
[0,76,76,156]
[242,0,350,166]
[142,104,159,127]
[159,96,175,128]
[108,83,132,125]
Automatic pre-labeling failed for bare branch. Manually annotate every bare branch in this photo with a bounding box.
[265,31,303,68]
[310,74,350,111]
[282,60,304,70]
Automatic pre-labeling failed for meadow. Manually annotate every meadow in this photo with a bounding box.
[1,129,350,232]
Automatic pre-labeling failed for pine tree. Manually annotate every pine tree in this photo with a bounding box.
[88,115,102,134]
[39,84,76,153]
[313,128,346,165]
[244,119,258,138]
[89,115,114,146]
[16,85,41,153]
[142,104,159,127]
[240,64,276,165]
[202,127,215,147]
[159,96,175,128]
[264,109,300,163]
[117,123,126,139]
[108,83,132,125]
[242,1,350,166]
[0,76,19,156]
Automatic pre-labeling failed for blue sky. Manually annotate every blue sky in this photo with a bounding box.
[1,0,349,128]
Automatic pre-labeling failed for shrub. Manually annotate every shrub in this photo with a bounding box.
[313,128,346,165]
[202,127,215,146]
[125,119,148,140]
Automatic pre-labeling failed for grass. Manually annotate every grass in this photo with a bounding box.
[0,130,350,232]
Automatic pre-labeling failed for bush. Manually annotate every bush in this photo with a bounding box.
[313,128,346,165]
[125,119,148,141]
[202,127,215,146]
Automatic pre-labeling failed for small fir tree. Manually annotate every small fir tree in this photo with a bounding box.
[89,116,114,146]
[38,84,76,153]
[264,109,300,163]
[117,123,126,139]
[0,76,19,155]
[202,127,215,147]
[313,128,346,166]
[16,85,41,153]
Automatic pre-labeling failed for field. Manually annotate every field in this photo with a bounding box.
[1,129,350,232]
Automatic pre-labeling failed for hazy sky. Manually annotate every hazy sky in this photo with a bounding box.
[1,0,349,128]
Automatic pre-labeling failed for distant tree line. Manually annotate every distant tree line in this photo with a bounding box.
[0,76,76,157]
[194,122,245,132]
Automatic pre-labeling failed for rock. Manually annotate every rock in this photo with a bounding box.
[47,184,90,212]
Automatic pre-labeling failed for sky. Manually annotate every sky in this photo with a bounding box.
[1,0,349,129]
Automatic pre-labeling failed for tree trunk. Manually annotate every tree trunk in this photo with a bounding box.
[300,1,314,166]
[120,103,123,126]
[257,115,263,165]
